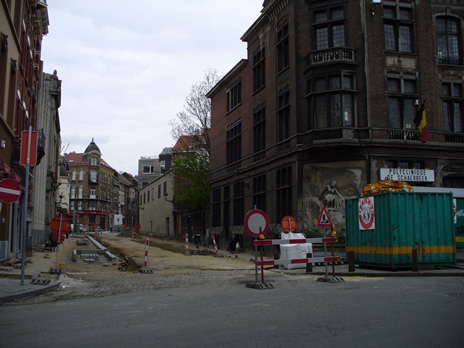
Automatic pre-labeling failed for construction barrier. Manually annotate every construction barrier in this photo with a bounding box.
[144,239,149,267]
[212,236,222,257]
[254,237,337,246]
[185,233,189,255]
[256,256,339,267]
[251,237,342,286]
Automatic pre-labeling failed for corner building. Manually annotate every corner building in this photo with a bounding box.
[65,140,115,230]
[207,0,464,248]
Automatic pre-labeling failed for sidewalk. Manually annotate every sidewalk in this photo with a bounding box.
[1,233,464,303]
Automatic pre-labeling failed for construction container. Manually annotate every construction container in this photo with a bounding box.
[413,187,464,248]
[345,192,456,268]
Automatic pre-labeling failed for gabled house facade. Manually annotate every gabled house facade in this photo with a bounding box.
[207,0,464,249]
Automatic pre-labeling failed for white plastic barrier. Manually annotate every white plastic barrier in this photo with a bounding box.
[280,232,313,270]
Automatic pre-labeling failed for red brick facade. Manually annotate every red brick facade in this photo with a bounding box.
[208,0,464,249]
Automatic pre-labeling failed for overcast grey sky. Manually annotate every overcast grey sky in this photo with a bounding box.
[41,1,263,175]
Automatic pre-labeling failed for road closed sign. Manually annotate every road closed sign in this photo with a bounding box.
[359,197,375,230]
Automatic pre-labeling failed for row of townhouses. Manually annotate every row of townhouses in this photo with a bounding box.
[0,1,140,260]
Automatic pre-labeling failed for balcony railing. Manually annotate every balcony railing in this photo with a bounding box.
[389,130,421,142]
[306,47,355,67]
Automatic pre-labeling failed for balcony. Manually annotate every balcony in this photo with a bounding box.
[389,130,421,142]
[305,47,355,67]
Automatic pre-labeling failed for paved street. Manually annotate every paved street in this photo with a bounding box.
[1,276,463,347]
[1,233,464,347]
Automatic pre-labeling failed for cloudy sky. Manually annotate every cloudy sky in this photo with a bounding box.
[41,1,264,175]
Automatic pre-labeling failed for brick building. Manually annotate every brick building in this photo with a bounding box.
[65,140,117,231]
[0,0,49,259]
[207,0,464,249]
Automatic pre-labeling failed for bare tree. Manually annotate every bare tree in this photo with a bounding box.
[169,69,220,157]
[169,69,221,208]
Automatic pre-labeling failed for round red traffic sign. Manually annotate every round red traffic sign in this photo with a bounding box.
[50,215,72,236]
[0,179,21,203]
[282,215,296,232]
[244,209,269,238]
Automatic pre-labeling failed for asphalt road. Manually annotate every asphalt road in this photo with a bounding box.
[1,275,463,347]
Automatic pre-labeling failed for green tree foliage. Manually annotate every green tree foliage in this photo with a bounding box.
[172,152,210,207]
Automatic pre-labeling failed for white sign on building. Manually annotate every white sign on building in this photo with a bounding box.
[380,168,435,182]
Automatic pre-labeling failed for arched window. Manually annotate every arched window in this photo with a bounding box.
[79,170,84,180]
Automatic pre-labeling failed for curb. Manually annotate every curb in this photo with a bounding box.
[0,274,64,304]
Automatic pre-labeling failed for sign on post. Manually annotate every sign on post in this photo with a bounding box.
[20,130,38,166]
[317,206,332,227]
[0,179,21,203]
[244,209,269,238]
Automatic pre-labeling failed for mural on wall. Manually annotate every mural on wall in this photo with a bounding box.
[303,164,364,235]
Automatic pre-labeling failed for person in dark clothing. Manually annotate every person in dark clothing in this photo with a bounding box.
[49,232,58,252]
[229,234,238,253]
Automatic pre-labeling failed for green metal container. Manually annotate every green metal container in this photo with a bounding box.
[413,187,464,248]
[346,192,456,268]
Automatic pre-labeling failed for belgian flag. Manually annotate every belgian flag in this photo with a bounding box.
[414,102,428,143]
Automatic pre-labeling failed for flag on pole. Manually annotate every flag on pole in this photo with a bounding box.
[414,102,428,143]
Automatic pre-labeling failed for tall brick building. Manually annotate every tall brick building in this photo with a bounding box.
[207,0,464,248]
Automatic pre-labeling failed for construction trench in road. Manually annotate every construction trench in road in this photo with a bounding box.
[10,231,267,305]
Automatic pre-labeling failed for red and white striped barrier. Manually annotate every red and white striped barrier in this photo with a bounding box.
[254,237,337,246]
[131,229,135,240]
[212,236,219,257]
[144,239,149,267]
[256,256,339,267]
[103,261,126,267]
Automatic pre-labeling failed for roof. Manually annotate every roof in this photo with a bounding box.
[64,152,113,169]
[172,136,195,152]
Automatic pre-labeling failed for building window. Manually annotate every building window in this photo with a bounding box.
[72,170,76,181]
[90,170,97,183]
[226,121,242,167]
[163,181,167,196]
[158,184,161,198]
[314,7,345,50]
[79,170,84,181]
[253,46,266,92]
[233,182,244,226]
[383,5,413,52]
[91,157,97,166]
[78,184,83,198]
[277,21,289,72]
[276,167,292,220]
[308,73,355,129]
[253,106,266,160]
[212,188,221,227]
[227,80,241,112]
[278,90,290,142]
[143,165,154,174]
[437,16,461,65]
[253,175,266,212]
[387,74,417,129]
[442,82,463,133]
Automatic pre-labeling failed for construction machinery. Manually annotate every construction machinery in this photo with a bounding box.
[362,180,413,197]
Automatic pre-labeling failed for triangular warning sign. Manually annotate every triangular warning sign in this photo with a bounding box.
[317,206,332,227]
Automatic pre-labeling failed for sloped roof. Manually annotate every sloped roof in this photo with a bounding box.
[172,135,195,152]
[65,152,113,169]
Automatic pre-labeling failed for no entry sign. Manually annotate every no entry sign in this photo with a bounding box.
[0,179,21,203]
[244,209,269,238]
